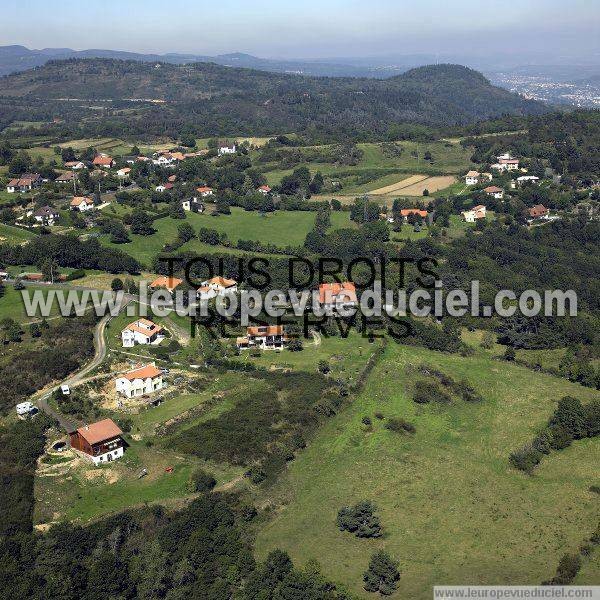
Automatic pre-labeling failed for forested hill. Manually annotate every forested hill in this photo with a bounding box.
[0,59,546,138]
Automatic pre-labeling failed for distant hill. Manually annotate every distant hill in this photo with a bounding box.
[0,58,547,139]
[0,45,410,78]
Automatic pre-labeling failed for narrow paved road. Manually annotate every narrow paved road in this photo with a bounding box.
[34,298,130,432]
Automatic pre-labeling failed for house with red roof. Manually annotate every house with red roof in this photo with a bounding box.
[258,185,272,195]
[528,204,549,219]
[197,276,238,301]
[92,155,115,168]
[121,318,164,348]
[69,418,124,465]
[6,173,42,193]
[196,186,214,197]
[115,363,164,398]
[149,276,183,293]
[70,196,94,212]
[484,185,504,199]
[319,282,358,312]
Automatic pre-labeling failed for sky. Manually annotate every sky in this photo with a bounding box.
[2,0,600,62]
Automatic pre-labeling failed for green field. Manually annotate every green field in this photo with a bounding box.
[0,284,65,322]
[255,343,600,598]
[261,141,474,193]
[0,223,36,244]
[100,208,353,265]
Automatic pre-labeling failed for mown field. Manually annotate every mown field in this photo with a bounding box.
[100,207,354,265]
[254,343,600,598]
[261,140,473,196]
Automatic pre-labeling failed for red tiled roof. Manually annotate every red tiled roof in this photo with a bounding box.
[149,276,183,291]
[93,155,113,166]
[247,325,284,337]
[121,364,162,381]
[484,186,503,193]
[319,282,357,304]
[400,209,428,217]
[76,419,122,445]
[70,196,92,206]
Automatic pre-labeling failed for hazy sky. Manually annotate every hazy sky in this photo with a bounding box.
[2,0,599,60]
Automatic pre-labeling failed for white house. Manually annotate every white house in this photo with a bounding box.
[121,318,164,348]
[70,196,94,212]
[236,325,288,350]
[117,167,131,179]
[196,186,214,197]
[197,276,238,301]
[465,171,480,185]
[484,186,504,200]
[64,161,87,170]
[69,419,124,465]
[6,173,42,193]
[33,206,60,225]
[152,154,176,167]
[218,142,236,155]
[115,364,163,398]
[461,205,487,223]
[257,185,272,195]
[517,175,540,186]
[181,197,204,212]
[491,153,519,172]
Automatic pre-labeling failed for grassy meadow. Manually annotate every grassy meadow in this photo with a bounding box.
[254,343,600,598]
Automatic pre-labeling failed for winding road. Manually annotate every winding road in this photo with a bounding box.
[34,298,130,432]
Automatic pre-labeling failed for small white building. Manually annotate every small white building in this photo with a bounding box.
[64,161,87,170]
[218,143,236,155]
[257,185,272,195]
[465,171,480,186]
[181,197,204,213]
[461,205,487,223]
[121,318,164,348]
[517,175,540,186]
[69,419,124,465]
[484,186,504,200]
[115,364,163,398]
[196,186,214,197]
[319,282,358,313]
[117,167,131,179]
[33,206,59,225]
[70,196,94,212]
[197,276,238,301]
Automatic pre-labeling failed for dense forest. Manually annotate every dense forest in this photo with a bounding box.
[0,59,546,139]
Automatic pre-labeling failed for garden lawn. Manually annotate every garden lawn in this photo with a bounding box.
[255,343,600,598]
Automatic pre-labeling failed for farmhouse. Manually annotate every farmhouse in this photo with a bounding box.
[121,318,164,348]
[55,171,77,184]
[153,153,176,167]
[149,276,184,293]
[155,183,174,192]
[6,173,42,193]
[181,197,204,212]
[319,282,358,312]
[491,153,519,172]
[69,418,124,465]
[258,185,272,194]
[400,208,428,222]
[197,276,238,301]
[115,364,163,398]
[528,204,549,219]
[64,160,86,170]
[462,205,487,223]
[237,325,288,350]
[70,196,94,211]
[33,206,59,225]
[117,167,131,178]
[196,186,214,197]
[517,175,540,186]
[484,185,504,199]
[92,155,115,168]
[465,170,480,185]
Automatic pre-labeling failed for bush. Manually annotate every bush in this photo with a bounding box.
[190,468,216,493]
[337,501,382,538]
[509,445,542,474]
[363,550,400,595]
[384,418,415,434]
[413,380,451,404]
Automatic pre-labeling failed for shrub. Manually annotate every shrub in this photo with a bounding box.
[361,416,372,427]
[374,411,385,420]
[363,550,400,595]
[190,468,216,493]
[509,445,542,474]
[337,501,382,538]
[385,418,415,434]
[413,380,451,404]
